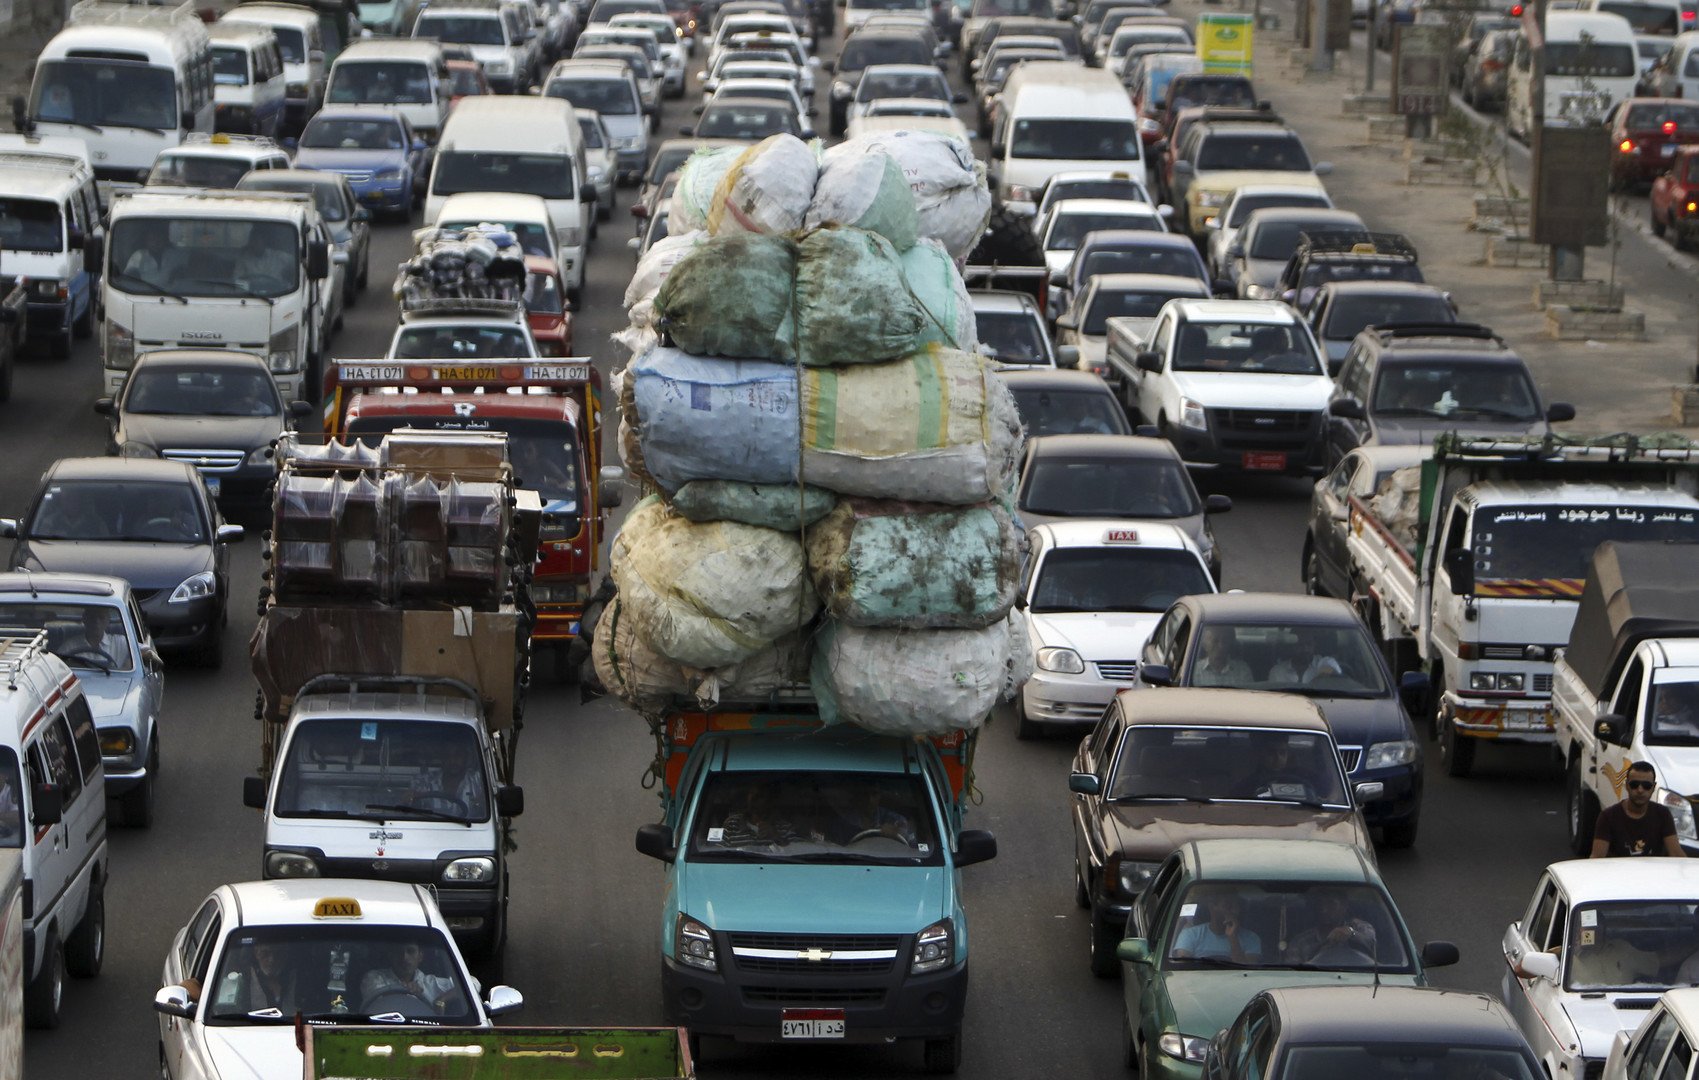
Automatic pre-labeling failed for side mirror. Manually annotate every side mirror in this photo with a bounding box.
[635,822,676,861]
[483,985,524,1017]
[1547,402,1576,423]
[412,138,427,152]
[1353,780,1385,805]
[1067,772,1101,795]
[84,234,104,268]
[1204,493,1232,514]
[282,136,299,152]
[1140,662,1173,686]
[332,249,350,266]
[627,236,642,251]
[1442,547,1475,595]
[216,523,245,544]
[1150,138,1168,153]
[1517,949,1559,980]
[1421,941,1461,968]
[953,91,969,104]
[1056,345,1080,368]
[1210,278,1234,298]
[495,784,524,817]
[243,775,266,809]
[1134,349,1162,373]
[954,828,997,867]
[1329,398,1366,421]
[1048,269,1067,287]
[631,203,650,219]
[1204,216,1221,231]
[289,399,313,418]
[94,398,116,416]
[181,110,195,130]
[31,783,62,827]
[1399,670,1430,710]
[310,49,327,63]
[1055,312,1077,331]
[679,124,695,136]
[1313,161,1334,176]
[1327,356,1344,379]
[307,242,330,281]
[153,985,196,1020]
[0,519,15,539]
[1115,938,1150,963]
[692,103,705,114]
[1172,160,1193,175]
[1225,242,1244,259]
[1595,713,1627,744]
[599,464,626,508]
[354,207,372,223]
[581,182,599,203]
[10,95,28,134]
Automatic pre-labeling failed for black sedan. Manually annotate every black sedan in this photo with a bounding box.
[2,458,242,666]
[1135,592,1429,847]
[1001,369,1133,437]
[95,350,312,509]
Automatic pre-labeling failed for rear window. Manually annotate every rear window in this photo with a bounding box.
[1195,132,1311,171]
[836,37,934,71]
[1625,102,1699,129]
[1597,0,1678,33]
[548,76,637,114]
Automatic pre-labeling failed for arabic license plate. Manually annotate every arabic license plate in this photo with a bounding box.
[1664,143,1679,157]
[781,1009,845,1039]
[339,363,405,382]
[436,365,501,381]
[1242,451,1287,471]
[203,476,221,497]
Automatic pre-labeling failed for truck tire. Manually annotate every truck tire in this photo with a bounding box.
[1439,715,1475,778]
[922,1028,962,1074]
[1568,757,1600,856]
[25,930,63,1029]
[1089,904,1121,978]
[66,883,105,978]
[1122,1012,1141,1072]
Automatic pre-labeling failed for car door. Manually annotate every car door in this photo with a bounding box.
[1129,313,1172,422]
[164,896,225,1077]
[28,710,93,937]
[1128,865,1187,1047]
[1506,876,1571,1063]
[128,592,165,743]
[1310,451,1360,598]
[23,733,73,942]
[1325,349,1372,465]
[1072,703,1123,882]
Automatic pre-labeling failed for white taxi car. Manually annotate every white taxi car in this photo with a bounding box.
[155,880,522,1080]
[1017,520,1216,739]
[1502,859,1699,1080]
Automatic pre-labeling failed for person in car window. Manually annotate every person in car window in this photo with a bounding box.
[1172,890,1260,963]
[1267,636,1342,686]
[360,941,462,1013]
[1192,626,1251,686]
[79,606,133,669]
[1285,891,1377,963]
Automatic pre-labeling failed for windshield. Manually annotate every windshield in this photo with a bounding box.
[857,70,947,101]
[686,770,943,866]
[1469,504,1699,582]
[1648,679,1699,745]
[1048,211,1159,251]
[974,309,1050,365]
[1109,725,1350,806]
[1225,193,1330,229]
[416,14,507,43]
[1173,320,1321,375]
[0,198,63,254]
[328,62,436,105]
[438,219,551,257]
[110,217,300,298]
[1371,361,1538,422]
[1565,901,1699,991]
[1079,245,1203,283]
[849,0,929,11]
[1546,41,1637,76]
[271,26,306,63]
[391,324,534,358]
[525,269,564,315]
[974,0,1054,14]
[244,179,346,222]
[1599,1,1678,32]
[1031,547,1210,613]
[837,37,934,70]
[1025,455,1200,517]
[1012,118,1139,160]
[0,603,135,672]
[576,117,606,148]
[549,77,638,114]
[302,115,406,150]
[1282,1046,1537,1079]
[275,718,490,822]
[1168,76,1256,111]
[1083,287,1188,335]
[1009,386,1133,436]
[1197,132,1312,171]
[212,46,253,86]
[349,416,581,508]
[1247,220,1346,261]
[697,102,797,139]
[1048,178,1149,207]
[124,364,282,418]
[1323,294,1453,340]
[647,145,696,185]
[1111,27,1188,54]
[31,59,178,130]
[27,480,206,544]
[203,925,476,1025]
[1163,880,1410,970]
[433,151,574,200]
[1187,622,1389,696]
[1626,101,1699,129]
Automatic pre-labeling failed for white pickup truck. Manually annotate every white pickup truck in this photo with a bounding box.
[1554,540,1699,856]
[1344,435,1699,779]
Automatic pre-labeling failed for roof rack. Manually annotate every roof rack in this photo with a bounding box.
[0,630,49,692]
[398,296,527,321]
[68,0,199,27]
[1372,322,1501,343]
[1295,230,1418,261]
[1433,432,1699,463]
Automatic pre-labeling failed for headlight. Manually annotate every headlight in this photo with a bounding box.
[99,728,136,757]
[268,325,299,373]
[587,164,607,182]
[912,918,953,973]
[1499,672,1526,692]
[443,857,496,882]
[1363,740,1418,769]
[1194,190,1226,208]
[674,913,718,971]
[106,320,136,370]
[531,583,587,603]
[1036,647,1086,674]
[614,135,640,149]
[1662,790,1698,842]
[1178,397,1207,431]
[1244,284,1274,300]
[831,80,852,99]
[30,279,64,301]
[1469,671,1497,692]
[558,226,585,249]
[1006,185,1035,202]
[1158,1033,1209,1063]
[245,445,275,467]
[1116,859,1160,896]
[168,571,216,604]
[1469,672,1527,692]
[265,850,321,878]
[120,441,160,458]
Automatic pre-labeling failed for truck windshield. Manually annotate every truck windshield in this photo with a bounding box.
[415,14,507,44]
[108,217,301,298]
[1186,622,1389,697]
[1172,320,1321,375]
[0,197,64,254]
[274,718,490,823]
[688,771,944,866]
[203,925,476,1025]
[328,62,435,106]
[212,46,253,86]
[548,78,639,115]
[31,59,178,130]
[346,415,582,513]
[1564,901,1699,991]
[1109,725,1350,806]
[0,749,20,849]
[1647,679,1699,745]
[1470,505,1699,582]
[432,152,576,201]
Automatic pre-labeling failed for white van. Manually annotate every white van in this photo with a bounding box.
[413,0,536,93]
[25,0,215,207]
[423,96,591,296]
[0,631,109,1031]
[208,22,289,139]
[1508,11,1639,137]
[325,39,452,143]
[544,59,648,184]
[0,155,104,359]
[217,3,327,135]
[1642,29,1699,97]
[992,62,1141,213]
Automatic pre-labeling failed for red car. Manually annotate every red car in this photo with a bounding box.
[447,59,491,110]
[1651,144,1699,250]
[524,255,574,356]
[1609,98,1699,189]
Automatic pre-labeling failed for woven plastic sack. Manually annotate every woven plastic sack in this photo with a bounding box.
[899,238,977,354]
[654,232,800,361]
[610,496,819,668]
[805,149,918,251]
[825,131,991,258]
[807,498,1024,629]
[791,228,933,366]
[671,481,837,531]
[810,612,1033,735]
[592,595,810,712]
[706,134,819,237]
[669,145,743,233]
[625,230,706,315]
[624,348,799,490]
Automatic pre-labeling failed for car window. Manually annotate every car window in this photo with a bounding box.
[190,910,223,989]
[66,696,100,788]
[1163,879,1411,970]
[1658,1033,1692,1080]
[181,897,221,974]
[1028,548,1212,614]
[1164,612,1192,667]
[1172,320,1320,375]
[1007,386,1131,436]
[1630,1008,1680,1080]
[38,713,83,805]
[1111,725,1350,808]
[1613,658,1647,731]
[1323,454,1358,503]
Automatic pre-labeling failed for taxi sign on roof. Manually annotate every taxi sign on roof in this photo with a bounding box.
[1351,242,1378,255]
[1104,528,1141,543]
[314,897,363,919]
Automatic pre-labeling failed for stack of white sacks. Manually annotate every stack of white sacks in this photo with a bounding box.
[594,130,1035,737]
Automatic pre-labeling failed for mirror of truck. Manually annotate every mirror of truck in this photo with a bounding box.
[9,96,26,134]
[1067,772,1101,795]
[1135,349,1162,373]
[243,774,267,809]
[599,465,627,508]
[31,782,61,827]
[93,398,115,417]
[1327,356,1344,379]
[0,520,17,539]
[1420,940,1460,968]
[955,829,997,867]
[635,822,676,862]
[1139,662,1173,686]
[1329,398,1365,420]
[308,242,330,281]
[1547,402,1576,423]
[1399,670,1430,710]
[1055,312,1078,331]
[496,784,525,817]
[154,985,195,1020]
[1056,345,1080,368]
[1442,547,1475,595]
[1205,494,1232,514]
[1595,713,1628,744]
[582,183,599,204]
[84,235,104,269]
[483,985,524,1017]
[1518,949,1559,981]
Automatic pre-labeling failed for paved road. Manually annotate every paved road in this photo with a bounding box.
[9,9,1637,1077]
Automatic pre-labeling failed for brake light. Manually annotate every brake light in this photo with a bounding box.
[1685,8,1696,18]
[1510,3,1523,15]
[1621,139,1636,152]
[1666,121,1679,135]
[1688,200,1698,213]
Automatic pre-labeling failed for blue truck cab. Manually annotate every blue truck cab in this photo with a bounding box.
[634,710,997,1074]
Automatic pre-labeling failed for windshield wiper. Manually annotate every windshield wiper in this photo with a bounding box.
[365,802,475,824]
[1373,407,1446,418]
[109,271,189,305]
[784,851,908,864]
[49,117,104,135]
[283,808,390,822]
[184,278,275,306]
[241,1008,292,1023]
[1455,406,1536,421]
[1115,793,1218,803]
[1257,796,1335,810]
[1182,955,1257,968]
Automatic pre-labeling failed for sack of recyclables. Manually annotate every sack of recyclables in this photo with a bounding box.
[622,345,1023,507]
[592,595,810,711]
[824,131,993,261]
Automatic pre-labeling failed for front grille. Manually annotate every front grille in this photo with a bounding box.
[1583,1060,1605,1080]
[1095,660,1138,681]
[728,932,902,976]
[742,986,886,1006]
[737,955,893,975]
[1208,408,1319,451]
[315,857,438,883]
[1533,674,1552,694]
[1338,745,1362,773]
[162,448,245,473]
[93,165,141,184]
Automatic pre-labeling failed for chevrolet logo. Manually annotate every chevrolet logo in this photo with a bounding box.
[797,948,833,962]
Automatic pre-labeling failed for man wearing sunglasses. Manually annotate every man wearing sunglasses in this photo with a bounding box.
[1591,761,1686,858]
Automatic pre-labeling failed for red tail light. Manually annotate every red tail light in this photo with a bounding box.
[1685,9,1696,18]
[1510,3,1523,14]
[1666,120,1679,134]
[1621,138,1636,152]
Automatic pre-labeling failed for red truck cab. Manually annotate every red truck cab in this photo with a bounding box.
[523,255,573,357]
[1652,144,1699,250]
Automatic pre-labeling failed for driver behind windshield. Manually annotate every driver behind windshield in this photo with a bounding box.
[1171,888,1260,963]
[360,940,464,1015]
[1284,890,1377,964]
[1267,633,1342,686]
[77,606,134,670]
[409,736,488,818]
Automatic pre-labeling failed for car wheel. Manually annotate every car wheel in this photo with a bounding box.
[1381,815,1418,849]
[1074,860,1090,909]
[922,1028,962,1074]
[119,736,159,829]
[357,253,370,291]
[1567,756,1599,856]
[1439,712,1475,778]
[1014,696,1040,740]
[1089,904,1121,978]
[25,930,63,1029]
[1652,203,1667,238]
[66,883,104,978]
[73,295,94,339]
[1121,1012,1140,1072]
[1302,539,1327,597]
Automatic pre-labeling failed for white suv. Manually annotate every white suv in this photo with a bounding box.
[413,0,535,92]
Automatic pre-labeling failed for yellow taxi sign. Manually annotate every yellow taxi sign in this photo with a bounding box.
[210,133,231,144]
[1111,171,1130,180]
[313,897,364,919]
[1350,242,1378,255]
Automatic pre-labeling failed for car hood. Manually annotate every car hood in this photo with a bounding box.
[294,147,406,172]
[120,413,284,452]
[1161,967,1423,1041]
[1296,694,1412,748]
[1075,336,1108,371]
[204,1026,302,1080]
[1370,416,1544,445]
[1242,256,1287,290]
[1170,370,1334,409]
[12,540,212,591]
[1029,611,1162,661]
[1645,749,1699,797]
[680,862,950,935]
[1105,802,1369,863]
[75,673,142,721]
[1563,994,1668,1060]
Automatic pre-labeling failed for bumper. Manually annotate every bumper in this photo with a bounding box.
[434,884,501,943]
[24,298,70,336]
[137,591,220,652]
[349,178,411,210]
[1166,423,1326,473]
[533,602,583,642]
[1022,671,1127,728]
[103,761,149,797]
[1445,694,1556,745]
[661,954,969,1044]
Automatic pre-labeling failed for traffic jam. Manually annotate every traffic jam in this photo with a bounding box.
[0,0,1698,1072]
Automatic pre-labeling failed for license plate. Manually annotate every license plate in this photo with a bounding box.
[204,476,221,497]
[436,365,501,381]
[1664,143,1678,157]
[781,1009,845,1039]
[1242,451,1287,471]
[339,363,405,382]
[524,363,591,382]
